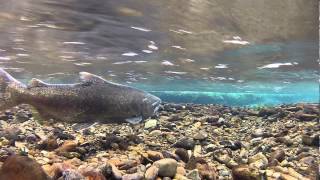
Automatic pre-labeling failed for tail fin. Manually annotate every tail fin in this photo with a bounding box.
[0,68,25,110]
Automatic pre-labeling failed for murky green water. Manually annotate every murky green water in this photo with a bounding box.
[0,0,318,105]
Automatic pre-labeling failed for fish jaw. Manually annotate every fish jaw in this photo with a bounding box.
[141,93,161,118]
[152,98,161,114]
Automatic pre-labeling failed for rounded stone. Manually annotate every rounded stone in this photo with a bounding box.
[153,158,178,177]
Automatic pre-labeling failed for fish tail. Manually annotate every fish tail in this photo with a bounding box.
[0,68,25,110]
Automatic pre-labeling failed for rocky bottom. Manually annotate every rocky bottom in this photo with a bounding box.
[0,103,318,180]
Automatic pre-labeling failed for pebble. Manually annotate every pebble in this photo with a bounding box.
[145,165,159,180]
[176,166,186,175]
[14,110,30,122]
[153,158,178,177]
[193,131,208,140]
[55,140,78,154]
[144,119,158,129]
[173,138,195,150]
[36,136,59,151]
[147,150,164,161]
[175,148,189,163]
[186,169,201,180]
[196,163,218,180]
[269,149,285,163]
[232,164,262,180]
[101,162,122,180]
[149,130,162,137]
[302,134,319,146]
[123,173,144,180]
[248,152,268,169]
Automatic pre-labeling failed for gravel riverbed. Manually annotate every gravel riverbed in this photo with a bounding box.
[0,103,318,180]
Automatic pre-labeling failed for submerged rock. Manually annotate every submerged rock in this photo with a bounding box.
[0,155,50,180]
[101,162,122,180]
[153,158,178,177]
[144,119,158,129]
[232,165,263,180]
[145,165,159,180]
[36,136,59,151]
[302,134,319,146]
[269,149,285,164]
[173,138,195,150]
[248,152,268,169]
[187,169,201,180]
[175,148,189,163]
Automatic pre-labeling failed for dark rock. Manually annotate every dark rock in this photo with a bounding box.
[205,116,220,123]
[173,137,195,150]
[302,104,319,114]
[0,127,21,141]
[36,136,59,151]
[101,134,128,150]
[175,148,189,163]
[26,134,40,143]
[15,110,30,122]
[82,128,91,135]
[162,151,180,161]
[101,162,122,180]
[163,123,177,131]
[53,128,75,140]
[295,111,318,121]
[302,134,319,146]
[167,115,182,121]
[126,134,143,144]
[219,140,242,150]
[269,149,285,163]
[4,110,13,116]
[258,108,277,117]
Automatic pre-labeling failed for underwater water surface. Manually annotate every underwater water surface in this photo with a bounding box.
[0,0,318,106]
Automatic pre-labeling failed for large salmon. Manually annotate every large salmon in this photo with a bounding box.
[0,69,161,124]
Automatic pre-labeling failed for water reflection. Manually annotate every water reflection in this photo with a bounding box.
[0,0,318,104]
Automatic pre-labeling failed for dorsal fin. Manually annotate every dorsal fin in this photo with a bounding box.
[79,72,106,84]
[28,78,48,87]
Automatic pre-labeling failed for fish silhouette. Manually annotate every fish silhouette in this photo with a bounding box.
[0,69,161,124]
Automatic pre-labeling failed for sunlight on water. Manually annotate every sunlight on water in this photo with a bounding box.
[0,0,318,106]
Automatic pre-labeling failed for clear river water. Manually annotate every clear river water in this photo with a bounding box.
[0,0,318,106]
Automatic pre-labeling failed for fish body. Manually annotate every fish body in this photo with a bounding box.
[0,69,161,124]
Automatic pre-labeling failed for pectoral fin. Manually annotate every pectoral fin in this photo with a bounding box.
[125,116,143,124]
